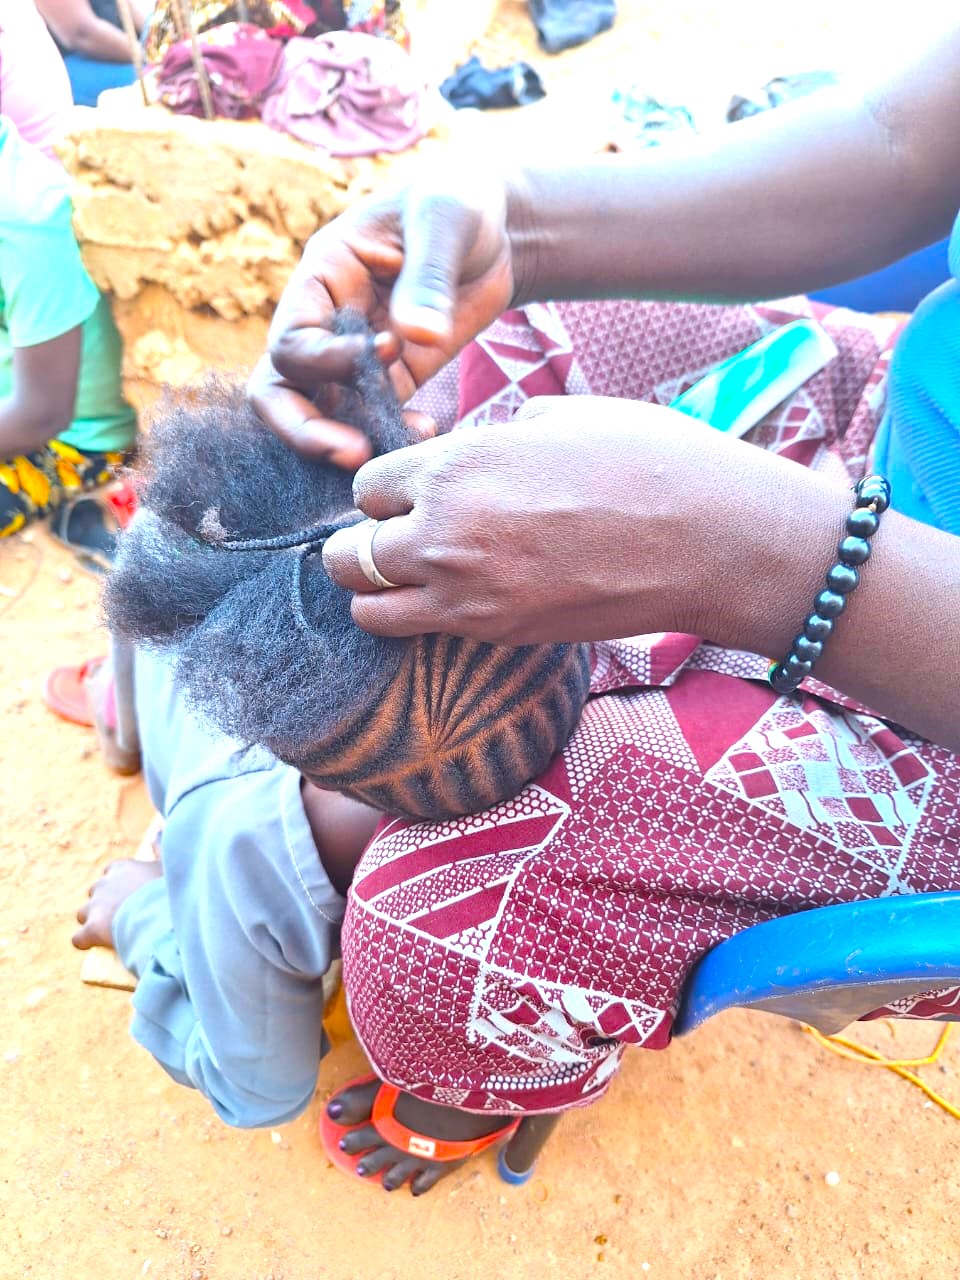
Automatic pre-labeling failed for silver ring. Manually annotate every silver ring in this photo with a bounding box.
[356,519,399,590]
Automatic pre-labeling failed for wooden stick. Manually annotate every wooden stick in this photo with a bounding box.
[172,0,216,121]
[115,0,149,106]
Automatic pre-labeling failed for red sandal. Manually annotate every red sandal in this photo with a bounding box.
[43,657,141,775]
[318,1073,519,1185]
[43,657,105,727]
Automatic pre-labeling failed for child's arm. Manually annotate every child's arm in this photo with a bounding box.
[109,769,350,1129]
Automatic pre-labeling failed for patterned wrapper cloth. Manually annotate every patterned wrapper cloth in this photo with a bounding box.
[340,298,960,1116]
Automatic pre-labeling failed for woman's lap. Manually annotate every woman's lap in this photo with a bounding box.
[341,298,960,1114]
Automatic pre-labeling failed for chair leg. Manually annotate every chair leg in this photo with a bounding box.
[497,1113,561,1185]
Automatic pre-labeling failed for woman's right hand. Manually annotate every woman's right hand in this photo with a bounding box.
[249,174,516,467]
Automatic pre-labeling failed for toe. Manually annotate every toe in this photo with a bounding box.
[411,1162,454,1197]
[354,1144,405,1179]
[327,1078,380,1126]
[381,1157,422,1192]
[338,1123,381,1156]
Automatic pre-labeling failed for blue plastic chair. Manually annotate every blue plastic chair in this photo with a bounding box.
[810,238,950,314]
[674,892,960,1037]
[499,893,960,1184]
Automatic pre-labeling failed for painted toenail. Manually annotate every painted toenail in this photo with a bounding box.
[338,1139,347,1151]
[356,1164,367,1176]
[327,1102,343,1119]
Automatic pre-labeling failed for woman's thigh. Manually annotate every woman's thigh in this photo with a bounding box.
[341,297,945,1114]
[342,668,960,1114]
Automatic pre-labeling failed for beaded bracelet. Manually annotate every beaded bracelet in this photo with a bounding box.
[768,473,891,696]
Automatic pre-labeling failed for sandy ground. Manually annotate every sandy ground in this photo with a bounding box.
[3,3,960,1278]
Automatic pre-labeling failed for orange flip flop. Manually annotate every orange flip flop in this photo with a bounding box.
[318,1073,519,1187]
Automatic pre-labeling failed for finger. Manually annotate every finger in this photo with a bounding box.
[270,319,396,389]
[248,361,373,468]
[400,410,438,444]
[321,514,419,593]
[267,237,374,384]
[391,190,483,343]
[351,444,436,519]
[512,395,569,424]
[270,330,371,389]
[351,588,444,639]
[410,1163,447,1197]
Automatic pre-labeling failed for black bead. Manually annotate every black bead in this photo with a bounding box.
[783,652,814,679]
[815,589,847,619]
[846,507,880,539]
[826,562,860,595]
[803,613,834,642]
[770,663,802,695]
[854,474,891,513]
[838,535,871,566]
[793,634,823,664]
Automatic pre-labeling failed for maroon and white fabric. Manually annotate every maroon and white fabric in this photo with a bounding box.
[262,31,428,155]
[341,299,960,1116]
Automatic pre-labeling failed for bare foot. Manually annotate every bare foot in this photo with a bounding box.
[73,858,163,950]
[327,1080,511,1196]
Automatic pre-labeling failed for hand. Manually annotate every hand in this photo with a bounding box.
[321,395,833,646]
[249,173,515,466]
[72,859,164,951]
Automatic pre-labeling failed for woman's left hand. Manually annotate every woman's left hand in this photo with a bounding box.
[322,395,844,648]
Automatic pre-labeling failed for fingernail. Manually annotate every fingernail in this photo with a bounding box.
[327,1102,342,1119]
[338,1138,348,1151]
[393,304,451,341]
[356,1164,367,1176]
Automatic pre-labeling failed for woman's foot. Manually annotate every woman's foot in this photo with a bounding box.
[326,1079,510,1195]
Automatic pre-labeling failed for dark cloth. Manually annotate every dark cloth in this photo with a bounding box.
[528,0,616,54]
[439,56,545,111]
[157,23,284,120]
[91,0,122,21]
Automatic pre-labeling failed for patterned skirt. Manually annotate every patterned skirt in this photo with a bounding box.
[340,298,960,1115]
[0,439,125,538]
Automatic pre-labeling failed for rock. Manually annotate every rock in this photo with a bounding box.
[824,1171,841,1187]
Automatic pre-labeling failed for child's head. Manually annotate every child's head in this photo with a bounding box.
[106,314,590,820]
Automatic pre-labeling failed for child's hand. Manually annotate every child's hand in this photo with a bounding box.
[72,859,163,950]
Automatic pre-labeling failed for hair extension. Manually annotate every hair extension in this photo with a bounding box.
[106,312,590,819]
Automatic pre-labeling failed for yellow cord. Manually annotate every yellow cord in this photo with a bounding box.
[803,1023,960,1121]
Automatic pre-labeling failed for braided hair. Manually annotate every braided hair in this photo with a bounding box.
[106,312,590,819]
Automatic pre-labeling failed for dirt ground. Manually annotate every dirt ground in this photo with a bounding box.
[2,3,959,1279]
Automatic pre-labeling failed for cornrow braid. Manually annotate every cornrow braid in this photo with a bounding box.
[106,311,590,820]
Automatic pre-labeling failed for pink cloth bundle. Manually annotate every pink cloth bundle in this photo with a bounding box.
[158,23,284,120]
[262,31,427,156]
